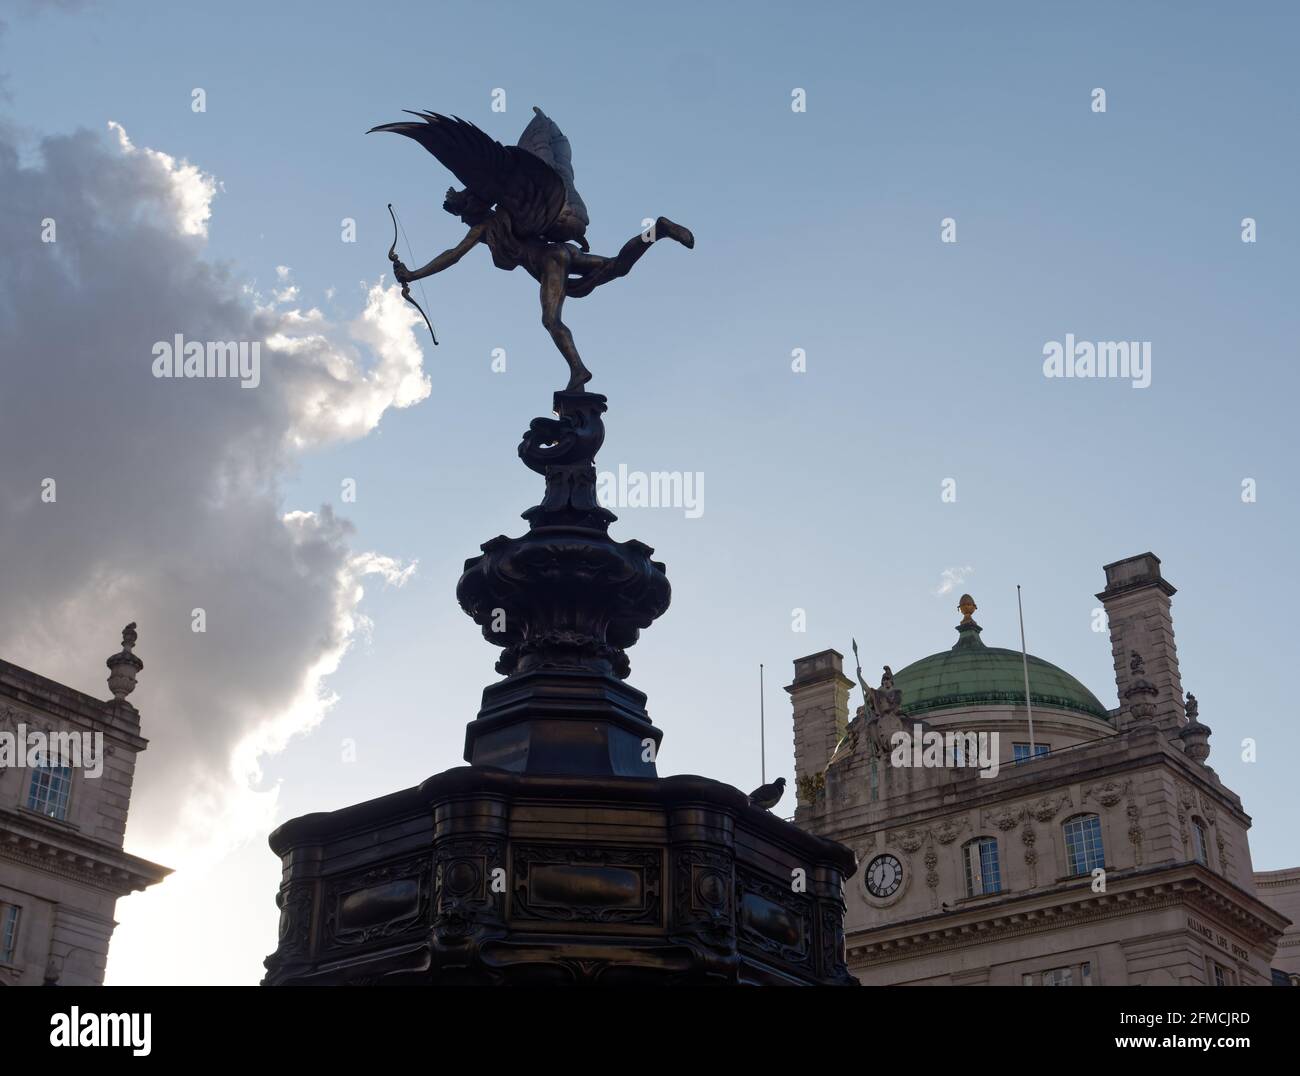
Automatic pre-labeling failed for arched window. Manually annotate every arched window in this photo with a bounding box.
[1062,814,1105,875]
[1191,817,1209,866]
[963,836,1001,895]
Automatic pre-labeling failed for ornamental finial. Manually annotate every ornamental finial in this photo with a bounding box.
[106,621,143,704]
[958,594,977,624]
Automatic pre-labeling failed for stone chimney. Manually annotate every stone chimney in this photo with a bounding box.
[786,649,852,801]
[1097,553,1185,731]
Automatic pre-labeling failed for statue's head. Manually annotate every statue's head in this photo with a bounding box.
[443,187,491,225]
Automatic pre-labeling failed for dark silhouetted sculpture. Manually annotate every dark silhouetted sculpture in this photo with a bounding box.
[369,107,694,390]
[261,108,854,987]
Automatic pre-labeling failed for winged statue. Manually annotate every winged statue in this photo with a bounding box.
[369,107,694,390]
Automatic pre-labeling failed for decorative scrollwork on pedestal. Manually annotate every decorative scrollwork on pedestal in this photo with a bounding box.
[433,838,504,949]
[671,848,735,957]
[457,391,670,682]
[264,880,316,980]
[323,855,431,950]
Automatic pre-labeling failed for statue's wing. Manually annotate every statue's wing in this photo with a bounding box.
[368,111,566,237]
[516,106,589,230]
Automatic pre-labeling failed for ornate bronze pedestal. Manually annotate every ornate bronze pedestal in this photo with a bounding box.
[263,391,857,986]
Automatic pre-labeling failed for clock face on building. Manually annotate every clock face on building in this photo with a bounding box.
[865,854,903,898]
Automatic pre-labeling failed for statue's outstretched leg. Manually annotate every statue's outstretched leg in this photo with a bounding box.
[565,217,694,299]
[539,245,592,390]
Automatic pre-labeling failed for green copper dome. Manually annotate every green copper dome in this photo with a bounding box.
[891,619,1111,722]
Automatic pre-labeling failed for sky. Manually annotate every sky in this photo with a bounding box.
[0,0,1296,984]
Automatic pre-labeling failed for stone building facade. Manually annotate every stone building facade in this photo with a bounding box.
[0,626,169,985]
[1253,867,1300,985]
[790,553,1293,985]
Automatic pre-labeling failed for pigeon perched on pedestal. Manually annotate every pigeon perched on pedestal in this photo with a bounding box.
[748,776,786,811]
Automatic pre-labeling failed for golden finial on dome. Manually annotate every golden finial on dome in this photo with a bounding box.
[958,594,977,624]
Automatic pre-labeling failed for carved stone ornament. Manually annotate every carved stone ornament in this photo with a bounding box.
[1127,797,1145,865]
[1123,649,1160,721]
[984,804,1023,831]
[1028,792,1072,823]
[892,828,926,854]
[1084,779,1129,809]
[105,621,143,703]
[1022,824,1039,883]
[931,817,968,845]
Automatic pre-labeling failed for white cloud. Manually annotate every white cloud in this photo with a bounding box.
[0,121,430,983]
[934,566,974,596]
[107,120,219,238]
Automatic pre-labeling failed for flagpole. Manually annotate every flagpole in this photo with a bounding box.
[759,663,766,785]
[1017,585,1037,756]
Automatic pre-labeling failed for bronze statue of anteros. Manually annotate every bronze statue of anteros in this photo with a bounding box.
[369,107,694,390]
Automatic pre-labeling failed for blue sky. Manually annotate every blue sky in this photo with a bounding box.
[1,0,1296,982]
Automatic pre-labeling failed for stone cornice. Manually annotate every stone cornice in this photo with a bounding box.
[0,704,146,759]
[847,863,1286,966]
[1253,867,1300,889]
[0,807,169,895]
[0,665,148,753]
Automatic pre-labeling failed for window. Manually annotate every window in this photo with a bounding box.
[1063,814,1105,875]
[963,837,1001,896]
[0,904,19,965]
[27,757,72,820]
[1206,958,1237,986]
[1013,743,1050,764]
[1192,818,1209,866]
[1025,961,1095,986]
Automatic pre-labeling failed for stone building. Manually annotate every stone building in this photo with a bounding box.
[0,625,169,985]
[1253,867,1300,985]
[789,553,1292,985]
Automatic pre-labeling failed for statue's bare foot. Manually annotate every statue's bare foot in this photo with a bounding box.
[566,363,593,391]
[656,217,695,249]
